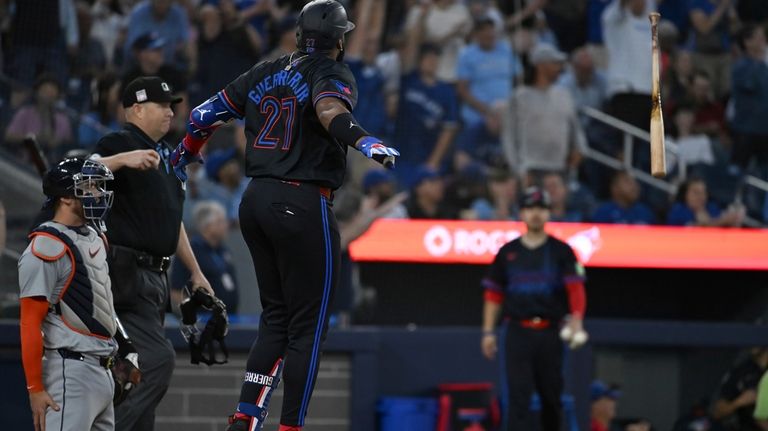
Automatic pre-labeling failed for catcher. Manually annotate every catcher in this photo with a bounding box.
[19,158,141,431]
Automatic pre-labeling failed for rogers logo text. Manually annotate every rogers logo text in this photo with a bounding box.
[424,225,521,257]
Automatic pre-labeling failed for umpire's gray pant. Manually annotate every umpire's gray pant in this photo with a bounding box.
[114,267,176,431]
[43,349,115,431]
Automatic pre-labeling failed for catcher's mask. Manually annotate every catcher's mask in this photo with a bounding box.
[179,284,229,365]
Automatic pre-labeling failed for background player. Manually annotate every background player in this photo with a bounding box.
[170,1,399,430]
[19,158,139,431]
[481,187,587,431]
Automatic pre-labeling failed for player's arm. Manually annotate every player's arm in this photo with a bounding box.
[480,251,506,360]
[315,97,400,168]
[19,244,64,430]
[170,90,243,181]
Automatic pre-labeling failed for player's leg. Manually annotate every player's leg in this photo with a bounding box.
[89,364,115,431]
[501,324,536,431]
[267,184,340,428]
[532,329,564,431]
[230,180,290,429]
[43,352,102,431]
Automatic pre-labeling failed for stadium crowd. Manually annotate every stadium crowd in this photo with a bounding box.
[0,0,767,230]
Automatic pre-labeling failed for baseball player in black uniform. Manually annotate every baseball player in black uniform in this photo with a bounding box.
[170,1,399,430]
[481,187,587,431]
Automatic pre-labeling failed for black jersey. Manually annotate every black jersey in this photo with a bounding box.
[220,53,358,190]
[483,236,584,321]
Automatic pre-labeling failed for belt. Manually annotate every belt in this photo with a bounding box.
[112,245,170,273]
[280,180,332,200]
[519,317,551,330]
[56,348,115,369]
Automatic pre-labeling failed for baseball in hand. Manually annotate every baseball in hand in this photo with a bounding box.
[560,326,573,341]
[570,330,589,349]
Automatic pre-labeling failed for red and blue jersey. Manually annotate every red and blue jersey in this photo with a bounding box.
[483,236,585,321]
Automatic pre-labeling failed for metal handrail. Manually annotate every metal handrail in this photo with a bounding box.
[579,106,767,227]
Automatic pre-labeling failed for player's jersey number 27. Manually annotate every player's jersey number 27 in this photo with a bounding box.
[255,96,297,151]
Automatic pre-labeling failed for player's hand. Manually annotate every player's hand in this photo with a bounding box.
[189,270,214,296]
[29,390,59,431]
[481,333,497,360]
[121,149,160,170]
[356,136,400,169]
[170,141,203,182]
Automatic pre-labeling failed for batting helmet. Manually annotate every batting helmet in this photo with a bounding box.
[296,0,355,55]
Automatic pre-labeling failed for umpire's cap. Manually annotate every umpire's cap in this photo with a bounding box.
[296,0,355,54]
[122,77,182,107]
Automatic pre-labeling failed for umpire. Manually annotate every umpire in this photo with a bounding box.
[93,76,212,431]
[481,187,587,431]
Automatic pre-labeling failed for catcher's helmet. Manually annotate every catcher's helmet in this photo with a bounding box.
[43,158,114,228]
[296,0,355,54]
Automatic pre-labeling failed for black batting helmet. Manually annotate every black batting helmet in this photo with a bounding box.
[296,0,355,54]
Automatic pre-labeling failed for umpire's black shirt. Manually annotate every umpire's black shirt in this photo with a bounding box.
[94,123,184,257]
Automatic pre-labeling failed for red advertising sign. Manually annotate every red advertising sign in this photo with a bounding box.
[348,220,768,270]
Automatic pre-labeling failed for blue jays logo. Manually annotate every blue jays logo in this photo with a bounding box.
[333,80,352,95]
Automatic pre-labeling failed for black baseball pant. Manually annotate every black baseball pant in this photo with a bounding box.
[237,178,340,427]
[499,322,563,431]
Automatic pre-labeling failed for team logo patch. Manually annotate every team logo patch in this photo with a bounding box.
[136,89,147,102]
[161,82,170,92]
[333,80,352,95]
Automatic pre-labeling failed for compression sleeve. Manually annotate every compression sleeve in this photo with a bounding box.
[565,280,586,319]
[182,91,240,154]
[20,297,49,393]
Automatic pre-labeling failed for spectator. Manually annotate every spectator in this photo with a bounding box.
[712,348,768,431]
[406,167,459,219]
[542,172,585,222]
[667,50,694,108]
[345,0,388,137]
[90,0,127,66]
[667,178,744,227]
[543,0,589,54]
[593,171,655,224]
[262,14,297,61]
[195,2,261,105]
[5,75,74,163]
[201,0,276,44]
[362,169,408,219]
[122,32,189,136]
[602,0,653,131]
[688,71,727,141]
[557,46,608,129]
[687,0,734,98]
[123,0,192,72]
[731,25,768,172]
[657,0,691,42]
[672,398,718,431]
[171,201,240,313]
[445,161,489,217]
[197,148,248,223]
[69,0,108,112]
[455,17,522,167]
[7,0,78,88]
[590,380,620,431]
[404,0,472,83]
[672,103,715,177]
[502,43,586,186]
[394,44,460,187]
[78,73,123,149]
[469,167,520,220]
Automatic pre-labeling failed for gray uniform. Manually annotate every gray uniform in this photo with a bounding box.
[19,221,118,431]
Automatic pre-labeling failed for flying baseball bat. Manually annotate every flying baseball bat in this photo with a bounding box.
[649,12,666,178]
[23,134,49,178]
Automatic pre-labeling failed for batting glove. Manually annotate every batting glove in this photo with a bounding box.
[357,136,400,169]
[170,141,203,182]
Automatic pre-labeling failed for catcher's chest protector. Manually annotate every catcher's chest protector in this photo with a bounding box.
[30,222,117,338]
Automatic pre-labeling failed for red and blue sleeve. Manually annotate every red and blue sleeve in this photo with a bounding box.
[483,251,507,304]
[562,247,587,318]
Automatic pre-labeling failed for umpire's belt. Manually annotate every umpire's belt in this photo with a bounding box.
[52,348,115,369]
[111,245,170,273]
[519,317,551,330]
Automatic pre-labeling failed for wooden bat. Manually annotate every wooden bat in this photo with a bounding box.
[22,134,49,178]
[649,12,666,178]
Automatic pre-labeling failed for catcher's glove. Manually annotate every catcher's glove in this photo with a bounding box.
[112,352,141,405]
